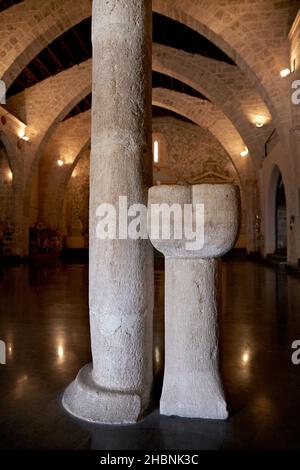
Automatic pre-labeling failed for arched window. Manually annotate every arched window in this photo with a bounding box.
[153,140,159,163]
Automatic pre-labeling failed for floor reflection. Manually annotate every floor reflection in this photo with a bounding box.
[0,258,300,449]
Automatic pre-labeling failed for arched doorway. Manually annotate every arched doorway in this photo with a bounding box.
[275,174,287,257]
[265,164,288,260]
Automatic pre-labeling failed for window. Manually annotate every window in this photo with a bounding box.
[154,140,159,163]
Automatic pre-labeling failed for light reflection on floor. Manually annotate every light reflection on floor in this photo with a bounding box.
[0,258,300,449]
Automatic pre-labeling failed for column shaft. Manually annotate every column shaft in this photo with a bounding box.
[63,0,153,424]
[161,257,228,419]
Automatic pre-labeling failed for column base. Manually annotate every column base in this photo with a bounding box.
[160,401,228,421]
[62,363,145,424]
[160,377,228,420]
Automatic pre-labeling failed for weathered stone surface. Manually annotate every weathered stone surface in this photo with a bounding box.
[162,257,227,419]
[63,364,143,424]
[149,184,240,258]
[148,183,240,419]
[63,0,153,424]
[1,0,300,264]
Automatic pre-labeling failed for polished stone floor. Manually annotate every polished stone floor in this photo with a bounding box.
[0,258,300,450]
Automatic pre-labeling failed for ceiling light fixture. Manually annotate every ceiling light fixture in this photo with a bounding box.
[57,159,64,167]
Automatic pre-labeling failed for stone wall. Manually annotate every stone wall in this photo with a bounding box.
[62,117,247,248]
[63,150,90,248]
[153,117,239,184]
[0,141,14,255]
[39,111,91,230]
[152,117,247,246]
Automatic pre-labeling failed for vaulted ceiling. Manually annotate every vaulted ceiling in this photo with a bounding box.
[2,0,291,173]
[5,9,230,123]
[6,12,234,99]
[5,10,230,123]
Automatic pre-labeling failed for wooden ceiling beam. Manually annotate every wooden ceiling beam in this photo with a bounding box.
[72,29,91,58]
[34,57,52,77]
[22,65,38,86]
[58,38,77,64]
[46,47,65,72]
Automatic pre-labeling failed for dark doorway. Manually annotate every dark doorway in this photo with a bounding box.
[275,174,287,257]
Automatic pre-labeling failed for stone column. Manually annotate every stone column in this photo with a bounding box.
[63,0,153,424]
[148,184,240,419]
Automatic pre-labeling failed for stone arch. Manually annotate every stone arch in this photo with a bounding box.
[153,115,250,249]
[45,98,255,250]
[1,0,296,135]
[54,88,254,206]
[42,88,250,231]
[0,0,92,88]
[153,43,272,168]
[152,89,257,251]
[0,130,15,172]
[62,147,90,245]
[152,0,297,136]
[5,60,262,254]
[39,111,91,229]
[5,60,92,222]
[0,129,23,256]
[57,117,246,248]
[7,52,262,193]
[152,116,241,184]
[0,137,12,179]
[152,88,252,180]
[4,60,257,228]
[46,142,91,231]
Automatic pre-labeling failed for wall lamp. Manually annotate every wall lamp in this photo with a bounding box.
[240,147,248,157]
[280,68,291,78]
